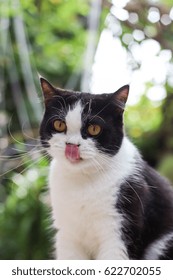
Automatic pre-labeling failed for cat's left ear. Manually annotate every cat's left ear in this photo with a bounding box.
[40,77,56,103]
[113,85,129,109]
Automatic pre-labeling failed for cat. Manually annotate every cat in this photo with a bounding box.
[39,77,173,260]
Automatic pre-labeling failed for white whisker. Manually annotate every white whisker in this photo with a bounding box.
[125,180,144,214]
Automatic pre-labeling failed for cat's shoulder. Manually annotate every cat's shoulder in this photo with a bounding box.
[117,136,173,204]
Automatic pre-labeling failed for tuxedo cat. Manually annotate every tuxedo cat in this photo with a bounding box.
[40,78,173,260]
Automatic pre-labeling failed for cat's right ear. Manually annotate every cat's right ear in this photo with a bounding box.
[40,77,56,104]
[112,85,129,111]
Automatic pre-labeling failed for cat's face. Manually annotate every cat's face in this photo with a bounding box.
[39,78,129,172]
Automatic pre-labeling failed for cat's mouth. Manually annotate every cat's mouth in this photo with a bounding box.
[65,143,82,164]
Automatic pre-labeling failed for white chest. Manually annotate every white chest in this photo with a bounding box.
[48,160,128,259]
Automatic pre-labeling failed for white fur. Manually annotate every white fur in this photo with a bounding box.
[143,232,173,259]
[47,102,139,259]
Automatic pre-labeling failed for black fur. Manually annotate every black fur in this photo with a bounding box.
[117,163,173,259]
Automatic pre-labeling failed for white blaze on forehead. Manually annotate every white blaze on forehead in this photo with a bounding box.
[65,101,82,134]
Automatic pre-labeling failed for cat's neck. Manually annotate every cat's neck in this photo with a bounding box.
[113,136,140,181]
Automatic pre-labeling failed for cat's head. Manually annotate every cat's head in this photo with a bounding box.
[39,78,129,172]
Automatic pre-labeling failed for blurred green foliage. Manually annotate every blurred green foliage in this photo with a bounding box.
[0,154,55,259]
[0,0,89,85]
[117,0,173,177]
[158,155,173,183]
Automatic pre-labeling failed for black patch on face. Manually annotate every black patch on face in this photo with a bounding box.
[39,89,81,148]
[80,93,125,156]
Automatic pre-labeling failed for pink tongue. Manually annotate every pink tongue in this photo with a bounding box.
[65,144,80,162]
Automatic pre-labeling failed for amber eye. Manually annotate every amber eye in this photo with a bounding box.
[87,124,101,136]
[53,120,66,132]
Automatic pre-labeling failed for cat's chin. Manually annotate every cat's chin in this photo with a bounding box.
[65,157,88,167]
[54,155,99,174]
[49,148,105,174]
[65,157,83,164]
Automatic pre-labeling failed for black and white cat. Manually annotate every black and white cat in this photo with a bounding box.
[40,78,173,260]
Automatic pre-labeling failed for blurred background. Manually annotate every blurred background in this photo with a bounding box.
[0,0,173,259]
